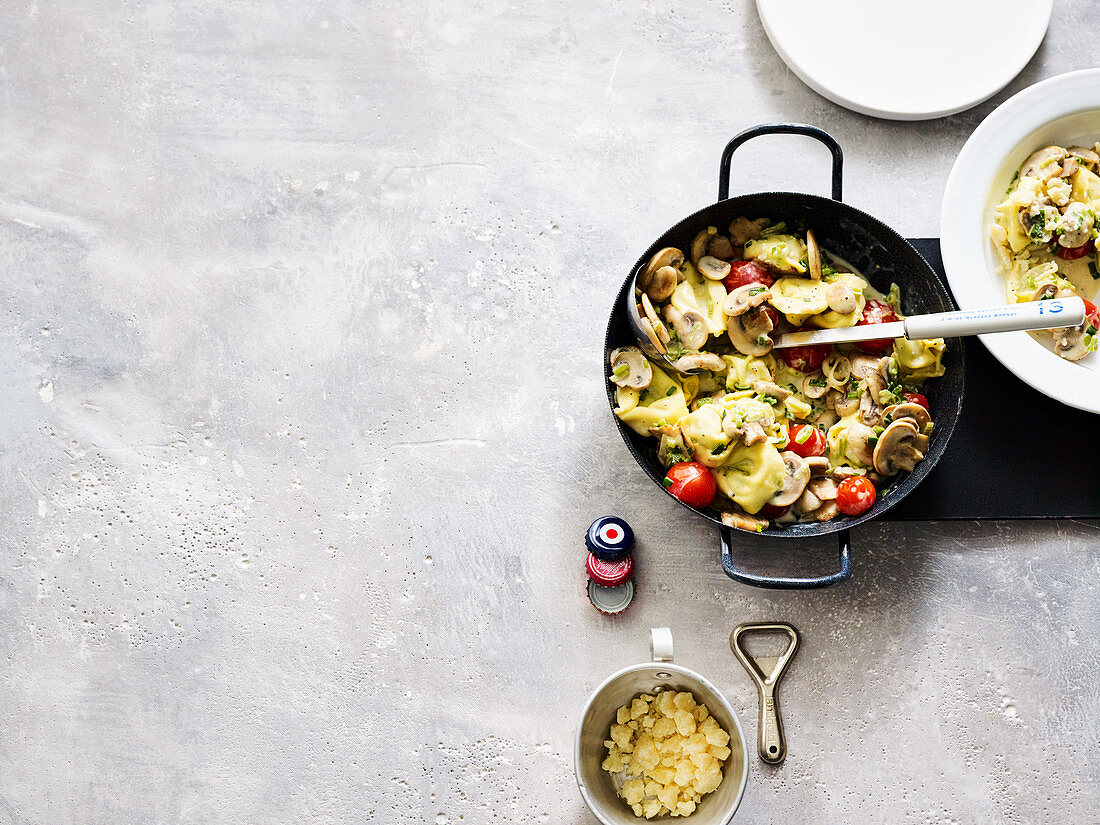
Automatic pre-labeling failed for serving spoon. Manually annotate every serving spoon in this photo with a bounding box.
[772,297,1086,349]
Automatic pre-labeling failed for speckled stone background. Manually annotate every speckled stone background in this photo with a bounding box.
[1,2,1098,823]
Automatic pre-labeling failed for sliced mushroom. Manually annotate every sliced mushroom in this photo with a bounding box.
[1020,145,1067,181]
[1067,145,1100,166]
[825,280,857,314]
[882,402,931,431]
[845,420,877,467]
[859,368,889,426]
[1032,283,1057,301]
[657,428,689,467]
[727,306,775,356]
[802,372,829,399]
[672,352,727,373]
[723,417,744,442]
[806,500,840,522]
[640,294,670,345]
[752,379,792,401]
[698,255,733,281]
[723,283,772,316]
[638,316,666,353]
[831,468,866,481]
[872,419,929,476]
[639,265,679,302]
[664,304,708,350]
[742,419,769,446]
[609,347,652,389]
[1020,201,1059,243]
[645,247,685,279]
[835,392,860,417]
[807,476,839,501]
[815,409,839,430]
[690,230,734,268]
[721,510,769,533]
[806,229,822,281]
[849,353,883,379]
[804,456,831,476]
[728,216,770,246]
[690,230,712,267]
[794,487,821,515]
[709,235,735,259]
[768,451,812,507]
[1054,326,1091,361]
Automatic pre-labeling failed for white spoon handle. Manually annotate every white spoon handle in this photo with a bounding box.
[904,297,1087,340]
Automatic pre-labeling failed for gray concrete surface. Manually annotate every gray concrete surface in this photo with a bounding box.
[1,1,1098,823]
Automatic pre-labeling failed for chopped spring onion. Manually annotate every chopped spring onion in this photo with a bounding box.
[794,427,813,444]
[662,477,674,488]
[923,422,934,435]
[665,386,677,396]
[612,362,630,379]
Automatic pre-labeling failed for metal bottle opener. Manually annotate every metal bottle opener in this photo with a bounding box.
[730,622,799,764]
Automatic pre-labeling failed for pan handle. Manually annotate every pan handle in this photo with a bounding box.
[718,124,843,203]
[719,527,851,589]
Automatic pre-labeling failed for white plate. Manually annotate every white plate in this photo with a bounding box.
[941,69,1100,415]
[756,0,1052,120]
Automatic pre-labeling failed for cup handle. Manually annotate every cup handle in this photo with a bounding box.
[650,628,674,663]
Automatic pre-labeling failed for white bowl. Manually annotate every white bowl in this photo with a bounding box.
[941,69,1100,415]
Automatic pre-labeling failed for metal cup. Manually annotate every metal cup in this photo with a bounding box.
[574,629,749,824]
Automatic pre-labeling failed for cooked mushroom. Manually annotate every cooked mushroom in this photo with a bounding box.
[723,283,772,316]
[698,255,733,281]
[807,500,840,522]
[639,264,679,302]
[872,419,929,476]
[721,510,769,533]
[609,347,652,389]
[1057,201,1095,249]
[802,373,829,400]
[767,451,812,508]
[859,368,889,426]
[728,216,770,246]
[1020,201,1059,243]
[640,294,670,345]
[1068,145,1100,166]
[638,316,666,353]
[806,229,822,281]
[804,456,831,476]
[807,476,839,501]
[752,380,792,401]
[691,230,734,268]
[727,306,775,357]
[845,421,877,467]
[657,427,690,466]
[664,304,708,350]
[849,353,884,379]
[742,419,769,446]
[723,417,744,442]
[834,391,860,417]
[1054,325,1091,361]
[815,409,839,430]
[672,352,727,372]
[794,487,821,515]
[830,465,865,481]
[1032,283,1058,301]
[1020,145,1068,181]
[882,402,931,431]
[825,280,857,314]
[645,247,685,279]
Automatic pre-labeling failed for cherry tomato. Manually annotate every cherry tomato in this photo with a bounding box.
[664,461,717,508]
[760,503,789,519]
[787,424,827,458]
[777,329,829,372]
[1056,239,1094,260]
[902,392,929,411]
[855,300,900,355]
[723,260,773,291]
[836,476,877,516]
[1084,299,1100,333]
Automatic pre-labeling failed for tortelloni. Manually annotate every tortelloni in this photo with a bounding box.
[678,405,731,468]
[615,366,689,436]
[769,277,828,326]
[610,216,946,532]
[671,262,727,336]
[744,234,807,274]
[894,338,946,382]
[713,441,785,514]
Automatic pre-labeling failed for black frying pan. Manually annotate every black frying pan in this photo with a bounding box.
[604,124,965,589]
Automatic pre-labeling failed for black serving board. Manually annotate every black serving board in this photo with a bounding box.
[884,238,1099,521]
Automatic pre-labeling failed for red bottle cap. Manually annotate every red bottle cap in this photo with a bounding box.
[586,579,635,615]
[586,552,634,588]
